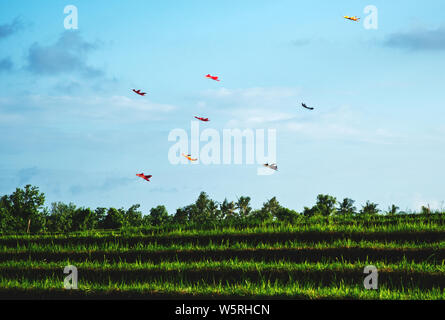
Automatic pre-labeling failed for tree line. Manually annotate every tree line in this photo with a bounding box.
[0,185,440,234]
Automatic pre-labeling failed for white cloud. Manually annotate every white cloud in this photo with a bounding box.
[0,112,23,124]
[199,86,300,127]
[198,86,405,144]
[201,87,300,109]
[196,101,207,108]
[226,109,296,127]
[1,94,177,124]
[285,108,404,144]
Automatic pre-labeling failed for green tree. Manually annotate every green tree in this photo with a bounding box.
[274,207,299,223]
[123,204,143,227]
[48,202,77,232]
[194,192,212,222]
[421,205,431,215]
[149,205,169,226]
[303,194,337,217]
[72,207,97,231]
[360,201,379,215]
[173,207,188,223]
[314,194,337,216]
[102,208,124,229]
[236,196,252,218]
[220,198,236,220]
[190,192,219,223]
[387,204,399,215]
[0,185,45,233]
[254,197,280,222]
[337,198,356,216]
[208,199,219,220]
[184,204,198,222]
[302,206,316,217]
[0,205,17,233]
[95,207,107,227]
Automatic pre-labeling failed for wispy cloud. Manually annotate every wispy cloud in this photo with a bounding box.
[53,80,82,94]
[69,176,135,195]
[199,87,405,144]
[17,167,39,185]
[201,87,300,110]
[383,25,445,51]
[226,109,296,127]
[0,17,23,40]
[149,186,179,193]
[199,87,300,127]
[285,107,404,144]
[0,57,13,72]
[27,31,103,77]
[292,38,311,47]
[0,94,177,125]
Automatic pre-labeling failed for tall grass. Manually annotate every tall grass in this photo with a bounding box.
[0,278,444,300]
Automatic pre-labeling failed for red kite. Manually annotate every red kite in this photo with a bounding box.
[182,153,197,161]
[194,116,209,122]
[344,16,360,22]
[205,74,220,82]
[136,173,152,182]
[132,89,147,96]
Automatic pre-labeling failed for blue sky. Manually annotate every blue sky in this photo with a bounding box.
[1,0,444,214]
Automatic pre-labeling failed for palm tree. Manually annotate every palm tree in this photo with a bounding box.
[360,201,379,215]
[220,198,236,219]
[236,196,252,218]
[337,198,356,216]
[387,204,399,215]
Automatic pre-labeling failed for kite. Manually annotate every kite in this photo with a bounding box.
[263,163,278,171]
[136,173,152,182]
[301,103,314,110]
[132,89,147,96]
[344,16,360,22]
[182,153,198,161]
[205,74,220,82]
[194,116,209,122]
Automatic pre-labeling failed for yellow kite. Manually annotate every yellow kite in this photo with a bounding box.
[344,16,360,22]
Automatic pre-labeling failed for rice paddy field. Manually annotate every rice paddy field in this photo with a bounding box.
[1,215,445,300]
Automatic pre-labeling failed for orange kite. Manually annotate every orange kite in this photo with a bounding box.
[182,153,198,161]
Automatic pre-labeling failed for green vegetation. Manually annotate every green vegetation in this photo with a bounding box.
[0,185,444,299]
[2,185,445,235]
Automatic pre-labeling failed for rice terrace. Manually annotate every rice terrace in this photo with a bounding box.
[0,185,444,300]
